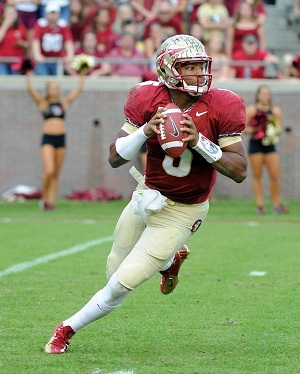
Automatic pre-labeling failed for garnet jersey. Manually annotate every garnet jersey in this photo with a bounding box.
[33,18,73,58]
[124,81,246,204]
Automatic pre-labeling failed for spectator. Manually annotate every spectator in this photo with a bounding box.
[122,18,145,53]
[246,0,267,25]
[224,0,239,18]
[65,30,111,76]
[112,3,136,35]
[0,4,29,75]
[143,21,164,79]
[80,0,100,28]
[144,21,165,61]
[143,1,183,40]
[231,34,278,79]
[245,85,288,214]
[225,0,266,21]
[107,32,149,78]
[69,0,85,50]
[84,7,118,54]
[130,0,160,24]
[205,34,232,79]
[8,0,39,44]
[188,0,205,24]
[196,0,229,43]
[96,0,117,26]
[32,2,74,75]
[167,0,188,33]
[38,1,71,23]
[189,21,205,43]
[226,0,265,58]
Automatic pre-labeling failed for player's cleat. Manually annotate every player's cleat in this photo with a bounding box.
[160,245,190,295]
[44,322,75,354]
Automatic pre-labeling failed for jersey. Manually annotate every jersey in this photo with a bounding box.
[33,18,73,57]
[42,102,65,120]
[124,81,246,204]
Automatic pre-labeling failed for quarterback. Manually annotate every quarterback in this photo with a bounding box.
[45,34,248,354]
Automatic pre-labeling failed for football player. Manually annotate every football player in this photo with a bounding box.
[45,34,248,354]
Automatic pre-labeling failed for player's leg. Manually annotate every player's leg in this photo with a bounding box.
[45,272,131,353]
[158,199,209,294]
[106,202,146,280]
[117,199,209,290]
[159,244,190,295]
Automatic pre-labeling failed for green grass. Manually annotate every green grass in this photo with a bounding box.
[0,198,299,374]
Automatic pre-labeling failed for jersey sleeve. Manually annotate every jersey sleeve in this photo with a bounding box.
[216,90,246,139]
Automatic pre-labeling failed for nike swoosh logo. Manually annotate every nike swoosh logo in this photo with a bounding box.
[170,117,179,137]
[196,111,208,117]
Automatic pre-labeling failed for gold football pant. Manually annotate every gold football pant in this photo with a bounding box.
[106,198,209,290]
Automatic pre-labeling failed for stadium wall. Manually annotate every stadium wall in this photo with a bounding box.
[0,77,299,199]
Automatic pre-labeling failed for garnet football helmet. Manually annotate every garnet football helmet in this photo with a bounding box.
[155,34,212,96]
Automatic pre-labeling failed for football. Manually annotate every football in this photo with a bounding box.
[157,103,188,158]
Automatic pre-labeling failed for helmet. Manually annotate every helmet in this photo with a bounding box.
[155,34,212,96]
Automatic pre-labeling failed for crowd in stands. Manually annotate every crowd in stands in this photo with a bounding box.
[0,0,299,79]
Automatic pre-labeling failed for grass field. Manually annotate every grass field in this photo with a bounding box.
[1,198,299,374]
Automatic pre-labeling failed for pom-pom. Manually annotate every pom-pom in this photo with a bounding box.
[71,54,95,74]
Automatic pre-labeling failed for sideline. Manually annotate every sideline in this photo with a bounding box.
[0,236,112,278]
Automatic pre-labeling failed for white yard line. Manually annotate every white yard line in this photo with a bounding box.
[0,236,112,278]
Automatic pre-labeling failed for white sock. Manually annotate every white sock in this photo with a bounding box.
[160,256,174,272]
[63,273,131,331]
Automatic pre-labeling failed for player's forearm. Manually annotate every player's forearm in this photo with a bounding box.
[108,142,131,168]
[213,152,248,183]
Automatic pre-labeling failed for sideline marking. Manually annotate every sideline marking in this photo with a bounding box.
[0,236,112,278]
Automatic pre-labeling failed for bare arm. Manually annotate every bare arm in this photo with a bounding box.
[62,75,84,107]
[31,39,45,63]
[64,40,75,62]
[26,74,43,104]
[212,142,248,183]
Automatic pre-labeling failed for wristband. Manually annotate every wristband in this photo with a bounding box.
[115,125,149,161]
[192,133,222,163]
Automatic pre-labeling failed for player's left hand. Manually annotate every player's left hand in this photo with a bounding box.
[143,107,167,137]
[180,114,199,147]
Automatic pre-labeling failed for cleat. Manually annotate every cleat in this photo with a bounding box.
[160,245,190,295]
[44,322,75,354]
